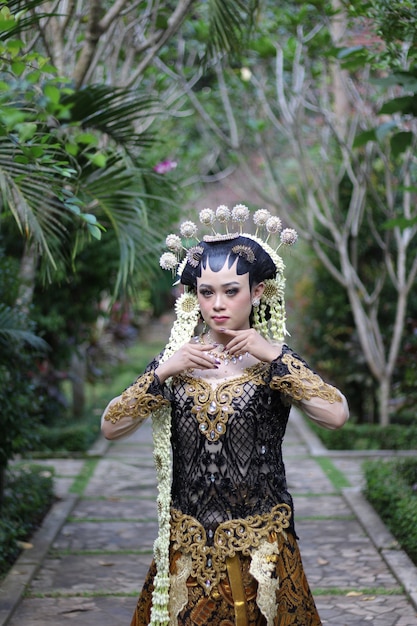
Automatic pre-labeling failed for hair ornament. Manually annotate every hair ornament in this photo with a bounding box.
[231,244,256,264]
[199,207,216,226]
[203,232,239,243]
[186,245,204,268]
[174,292,200,317]
[232,203,250,228]
[180,220,198,239]
[280,228,298,245]
[165,233,183,252]
[265,216,282,238]
[159,251,178,271]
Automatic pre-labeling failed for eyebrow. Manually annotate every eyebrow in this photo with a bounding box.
[198,281,241,289]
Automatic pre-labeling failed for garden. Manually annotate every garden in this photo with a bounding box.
[1,0,417,583]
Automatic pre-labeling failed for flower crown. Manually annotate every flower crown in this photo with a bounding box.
[159,204,298,276]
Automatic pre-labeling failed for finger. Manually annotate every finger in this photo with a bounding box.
[190,351,220,369]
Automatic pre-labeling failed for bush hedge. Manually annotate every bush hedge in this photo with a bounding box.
[363,458,417,566]
[309,421,417,451]
[0,464,54,579]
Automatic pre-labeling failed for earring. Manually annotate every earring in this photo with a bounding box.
[252,297,260,307]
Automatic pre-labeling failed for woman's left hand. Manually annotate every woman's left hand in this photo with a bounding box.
[220,328,282,363]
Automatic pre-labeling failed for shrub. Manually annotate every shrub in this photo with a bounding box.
[0,464,54,579]
[363,458,417,565]
[309,421,417,451]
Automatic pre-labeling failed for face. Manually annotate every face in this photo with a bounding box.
[196,259,264,335]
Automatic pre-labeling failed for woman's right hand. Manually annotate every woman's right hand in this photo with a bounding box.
[155,342,218,383]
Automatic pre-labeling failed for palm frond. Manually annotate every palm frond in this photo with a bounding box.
[0,0,56,41]
[62,86,159,155]
[206,0,261,59]
[0,137,74,267]
[0,303,48,351]
[77,158,180,295]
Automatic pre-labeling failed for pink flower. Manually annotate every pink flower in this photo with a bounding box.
[153,160,178,174]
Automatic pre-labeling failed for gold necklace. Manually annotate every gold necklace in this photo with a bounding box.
[199,331,249,365]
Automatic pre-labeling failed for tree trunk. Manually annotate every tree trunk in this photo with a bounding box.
[69,348,87,419]
[16,241,38,312]
[0,465,5,513]
[378,374,391,428]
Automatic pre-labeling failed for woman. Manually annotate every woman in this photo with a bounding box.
[101,205,349,626]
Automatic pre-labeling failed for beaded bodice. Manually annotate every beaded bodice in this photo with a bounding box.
[169,361,293,538]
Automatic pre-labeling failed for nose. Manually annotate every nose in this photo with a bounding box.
[213,293,225,310]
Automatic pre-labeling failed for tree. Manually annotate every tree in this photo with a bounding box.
[1,0,262,427]
[151,1,417,426]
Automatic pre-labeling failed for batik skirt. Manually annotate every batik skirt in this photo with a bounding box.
[130,530,321,626]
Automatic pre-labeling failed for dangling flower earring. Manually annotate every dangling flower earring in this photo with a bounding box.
[252,297,260,307]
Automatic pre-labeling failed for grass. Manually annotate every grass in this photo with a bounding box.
[34,338,166,456]
[314,456,352,490]
[69,458,100,495]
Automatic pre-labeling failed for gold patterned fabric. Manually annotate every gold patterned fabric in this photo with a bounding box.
[103,372,170,424]
[178,364,266,442]
[270,353,342,403]
[130,531,321,626]
[170,505,292,591]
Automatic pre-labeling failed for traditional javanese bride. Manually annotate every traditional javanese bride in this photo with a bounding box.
[101,204,349,626]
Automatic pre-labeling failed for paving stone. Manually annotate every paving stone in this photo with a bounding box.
[7,596,136,626]
[30,554,151,594]
[70,497,157,520]
[3,404,417,626]
[52,520,158,551]
[293,494,351,518]
[297,519,399,590]
[316,595,417,625]
[286,457,336,493]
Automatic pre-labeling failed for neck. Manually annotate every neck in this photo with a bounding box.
[206,328,229,347]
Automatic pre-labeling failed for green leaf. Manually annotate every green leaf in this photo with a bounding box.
[11,60,25,76]
[81,213,98,225]
[43,84,61,105]
[383,216,417,231]
[75,132,98,146]
[353,129,377,148]
[390,131,413,157]
[375,121,398,142]
[87,224,102,240]
[65,142,79,156]
[379,96,417,115]
[17,122,37,142]
[86,152,107,167]
[337,45,364,59]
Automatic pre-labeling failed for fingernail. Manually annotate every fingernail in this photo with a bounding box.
[214,358,221,365]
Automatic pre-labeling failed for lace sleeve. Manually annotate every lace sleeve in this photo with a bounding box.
[269,346,342,403]
[104,371,170,424]
[101,356,171,439]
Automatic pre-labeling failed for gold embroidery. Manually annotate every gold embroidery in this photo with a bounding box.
[104,372,170,424]
[249,540,280,626]
[180,365,267,441]
[169,553,193,625]
[270,353,342,403]
[170,504,292,594]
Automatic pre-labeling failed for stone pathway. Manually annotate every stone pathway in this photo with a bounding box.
[1,410,417,626]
